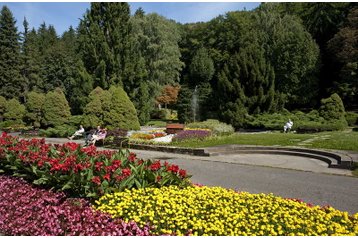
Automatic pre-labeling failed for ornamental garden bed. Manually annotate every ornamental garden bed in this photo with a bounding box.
[0,132,357,236]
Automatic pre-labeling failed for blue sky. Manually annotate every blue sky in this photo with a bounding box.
[0,2,260,36]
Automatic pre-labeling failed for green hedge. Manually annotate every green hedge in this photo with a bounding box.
[246,110,347,132]
[345,112,358,126]
[39,125,77,138]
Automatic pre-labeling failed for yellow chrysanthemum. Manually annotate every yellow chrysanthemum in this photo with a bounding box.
[95,186,358,236]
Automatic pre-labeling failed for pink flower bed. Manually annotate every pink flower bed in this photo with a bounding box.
[0,175,151,236]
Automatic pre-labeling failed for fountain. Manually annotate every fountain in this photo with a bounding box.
[191,86,199,122]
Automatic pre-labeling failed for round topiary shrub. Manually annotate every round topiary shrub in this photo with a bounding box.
[42,88,71,127]
[319,93,346,121]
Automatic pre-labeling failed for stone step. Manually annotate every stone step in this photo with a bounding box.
[204,146,353,169]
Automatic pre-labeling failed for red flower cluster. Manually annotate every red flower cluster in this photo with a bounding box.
[167,164,179,173]
[149,160,161,171]
[0,133,191,198]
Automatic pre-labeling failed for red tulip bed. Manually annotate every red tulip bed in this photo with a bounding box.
[0,132,191,235]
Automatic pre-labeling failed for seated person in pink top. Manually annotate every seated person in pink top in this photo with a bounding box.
[88,128,107,145]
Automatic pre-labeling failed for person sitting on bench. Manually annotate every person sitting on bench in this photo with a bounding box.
[283,119,293,133]
[68,125,85,140]
[87,128,107,146]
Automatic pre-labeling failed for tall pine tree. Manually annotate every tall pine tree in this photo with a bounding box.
[0,6,24,100]
[78,2,131,89]
[21,19,42,93]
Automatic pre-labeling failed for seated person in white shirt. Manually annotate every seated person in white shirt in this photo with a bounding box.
[68,125,85,140]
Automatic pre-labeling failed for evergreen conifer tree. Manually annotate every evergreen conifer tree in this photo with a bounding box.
[83,86,140,130]
[42,88,71,127]
[25,91,45,128]
[105,86,140,130]
[217,45,278,128]
[78,2,131,89]
[0,6,24,100]
[3,98,26,125]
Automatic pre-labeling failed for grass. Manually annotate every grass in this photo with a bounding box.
[304,131,358,151]
[172,131,358,152]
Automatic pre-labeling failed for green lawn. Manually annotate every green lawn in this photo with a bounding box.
[172,131,358,152]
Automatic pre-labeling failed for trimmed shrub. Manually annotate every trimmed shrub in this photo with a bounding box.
[25,91,45,128]
[3,98,25,125]
[319,93,346,121]
[42,88,71,127]
[105,86,140,130]
[83,86,140,130]
[345,112,358,126]
[186,119,234,136]
[39,124,77,138]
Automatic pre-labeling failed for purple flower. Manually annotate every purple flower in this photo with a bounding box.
[173,130,211,142]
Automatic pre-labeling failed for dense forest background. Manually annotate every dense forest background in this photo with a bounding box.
[0,2,357,130]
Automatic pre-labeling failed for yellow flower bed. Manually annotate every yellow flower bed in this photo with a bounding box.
[95,186,358,236]
[184,127,212,132]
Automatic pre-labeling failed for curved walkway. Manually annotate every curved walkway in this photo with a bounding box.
[43,137,354,176]
[26,137,358,214]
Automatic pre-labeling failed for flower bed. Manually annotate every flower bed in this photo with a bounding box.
[172,129,211,142]
[0,133,191,198]
[96,186,358,236]
[130,133,155,140]
[0,175,151,236]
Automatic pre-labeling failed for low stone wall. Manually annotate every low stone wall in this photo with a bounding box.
[122,143,209,156]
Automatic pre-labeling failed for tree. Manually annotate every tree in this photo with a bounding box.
[135,82,152,125]
[254,5,320,108]
[156,85,180,109]
[37,22,58,56]
[25,91,45,128]
[177,85,193,123]
[189,47,215,87]
[131,13,184,87]
[0,6,24,100]
[217,45,278,128]
[78,2,131,89]
[42,88,71,127]
[21,19,42,93]
[327,7,358,108]
[67,61,94,115]
[104,86,140,130]
[319,93,347,124]
[83,86,140,130]
[82,87,111,128]
[3,98,26,125]
[40,41,78,94]
[127,12,184,124]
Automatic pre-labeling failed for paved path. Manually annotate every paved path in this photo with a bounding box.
[26,137,358,214]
